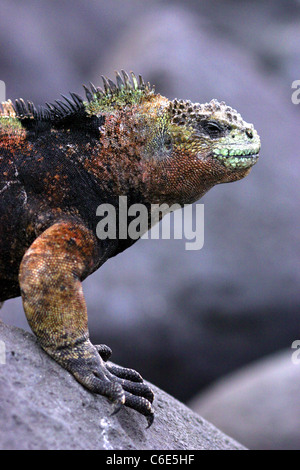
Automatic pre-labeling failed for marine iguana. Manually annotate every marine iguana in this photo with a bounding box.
[0,71,260,426]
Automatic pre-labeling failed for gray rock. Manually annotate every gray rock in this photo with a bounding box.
[189,351,300,450]
[0,321,244,450]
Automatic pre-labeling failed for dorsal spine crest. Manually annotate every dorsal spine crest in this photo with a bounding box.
[0,71,154,125]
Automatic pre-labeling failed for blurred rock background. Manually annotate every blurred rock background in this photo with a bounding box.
[189,350,300,450]
[0,0,299,449]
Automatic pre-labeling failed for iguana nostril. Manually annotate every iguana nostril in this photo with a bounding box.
[246,129,253,139]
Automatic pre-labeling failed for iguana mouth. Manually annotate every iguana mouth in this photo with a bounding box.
[213,150,259,169]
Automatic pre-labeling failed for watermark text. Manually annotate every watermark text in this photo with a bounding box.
[96,197,204,250]
[0,340,6,365]
[291,80,300,105]
[0,81,5,103]
[291,340,300,365]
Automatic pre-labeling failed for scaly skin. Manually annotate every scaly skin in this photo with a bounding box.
[0,71,260,425]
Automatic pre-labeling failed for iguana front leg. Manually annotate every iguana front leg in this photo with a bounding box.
[19,220,154,425]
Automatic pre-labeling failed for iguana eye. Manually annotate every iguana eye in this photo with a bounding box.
[202,120,224,137]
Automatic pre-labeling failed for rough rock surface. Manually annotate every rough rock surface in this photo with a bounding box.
[0,321,244,450]
[189,351,300,450]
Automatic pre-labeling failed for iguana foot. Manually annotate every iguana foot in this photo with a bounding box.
[44,339,154,427]
[95,344,154,427]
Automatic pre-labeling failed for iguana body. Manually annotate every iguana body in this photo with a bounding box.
[0,71,260,425]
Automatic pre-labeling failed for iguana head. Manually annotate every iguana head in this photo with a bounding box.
[167,97,260,176]
[139,95,261,204]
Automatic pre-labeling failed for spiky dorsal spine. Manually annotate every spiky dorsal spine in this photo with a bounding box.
[0,71,153,125]
[83,71,155,116]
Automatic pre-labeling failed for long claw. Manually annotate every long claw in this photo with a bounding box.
[146,413,154,428]
[123,391,154,425]
[110,400,124,416]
